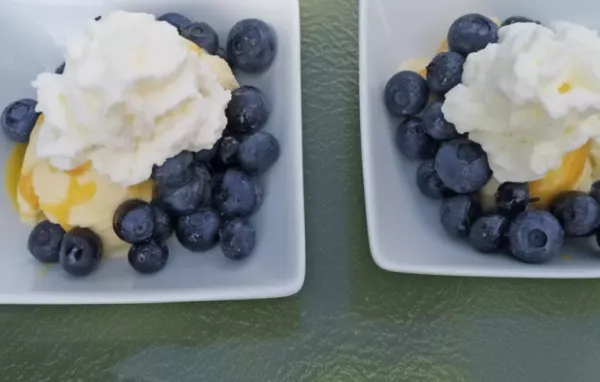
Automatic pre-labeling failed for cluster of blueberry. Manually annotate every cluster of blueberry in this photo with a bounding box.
[384,13,600,264]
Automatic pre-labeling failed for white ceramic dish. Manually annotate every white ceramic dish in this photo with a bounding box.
[0,0,304,303]
[359,0,600,278]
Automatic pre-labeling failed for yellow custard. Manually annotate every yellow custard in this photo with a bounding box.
[5,143,26,209]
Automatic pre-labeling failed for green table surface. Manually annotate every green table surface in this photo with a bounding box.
[3,1,600,381]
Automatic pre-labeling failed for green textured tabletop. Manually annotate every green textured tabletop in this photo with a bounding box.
[3,1,600,381]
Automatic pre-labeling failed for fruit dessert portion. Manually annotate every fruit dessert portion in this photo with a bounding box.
[385,14,600,264]
[3,10,280,277]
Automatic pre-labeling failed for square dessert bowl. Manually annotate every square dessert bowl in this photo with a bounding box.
[360,0,600,278]
[0,0,304,303]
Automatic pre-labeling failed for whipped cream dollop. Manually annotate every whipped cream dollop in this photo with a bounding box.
[443,22,600,183]
[32,11,231,187]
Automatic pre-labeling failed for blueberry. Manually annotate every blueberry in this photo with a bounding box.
[59,227,103,277]
[176,208,222,252]
[501,16,540,27]
[416,160,455,199]
[211,136,241,172]
[151,151,194,188]
[214,169,262,218]
[509,211,564,264]
[27,221,65,263]
[113,200,156,244]
[193,164,213,206]
[468,214,509,253]
[180,22,219,55]
[152,202,174,241]
[227,19,276,73]
[195,143,218,163]
[590,180,600,204]
[435,138,491,194]
[128,239,169,274]
[384,71,430,118]
[550,192,600,237]
[422,101,459,141]
[157,12,191,31]
[1,99,40,143]
[55,63,65,75]
[495,182,530,218]
[226,86,271,134]
[157,173,210,216]
[440,195,482,237]
[448,14,499,56]
[395,117,438,160]
[216,47,227,61]
[238,132,280,174]
[426,52,464,95]
[219,218,256,260]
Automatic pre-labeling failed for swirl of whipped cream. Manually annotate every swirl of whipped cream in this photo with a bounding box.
[32,11,231,187]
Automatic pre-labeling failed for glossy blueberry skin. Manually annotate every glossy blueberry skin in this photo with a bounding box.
[211,136,241,172]
[28,221,65,263]
[193,164,213,206]
[238,132,280,174]
[113,200,156,245]
[157,172,210,216]
[176,208,222,252]
[1,99,40,143]
[195,143,218,163]
[157,12,191,31]
[151,151,194,188]
[509,211,564,264]
[468,214,509,253]
[416,160,455,199]
[550,192,600,237]
[426,52,464,95]
[384,71,430,118]
[227,19,276,73]
[219,218,256,260]
[495,182,530,218]
[422,101,459,141]
[501,16,540,27]
[395,117,438,160]
[214,169,262,219]
[151,202,174,242]
[128,240,169,274]
[181,22,219,55]
[55,63,65,75]
[448,14,499,56]
[435,138,491,194]
[440,194,482,237]
[226,86,271,134]
[59,227,103,277]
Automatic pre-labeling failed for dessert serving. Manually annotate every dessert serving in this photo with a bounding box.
[384,13,600,264]
[3,10,281,277]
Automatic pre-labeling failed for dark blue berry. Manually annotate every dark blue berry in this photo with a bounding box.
[193,164,213,206]
[157,12,191,31]
[422,101,459,141]
[157,172,210,216]
[181,22,219,55]
[416,160,454,199]
[216,47,227,61]
[195,143,218,163]
[550,192,600,237]
[238,132,280,174]
[495,182,530,218]
[151,151,194,188]
[151,202,173,241]
[468,214,509,253]
[211,136,241,172]
[227,19,276,73]
[219,218,256,260]
[501,16,540,27]
[448,14,499,56]
[590,180,600,204]
[214,169,262,218]
[1,99,40,143]
[440,195,482,237]
[435,138,491,194]
[226,86,271,134]
[384,71,430,117]
[426,52,464,95]
[113,200,156,244]
[59,227,103,277]
[28,221,65,263]
[176,208,222,252]
[128,239,169,274]
[395,117,438,160]
[55,63,65,75]
[509,211,564,264]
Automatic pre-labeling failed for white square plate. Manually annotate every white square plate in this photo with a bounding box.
[0,0,304,303]
[360,0,600,278]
